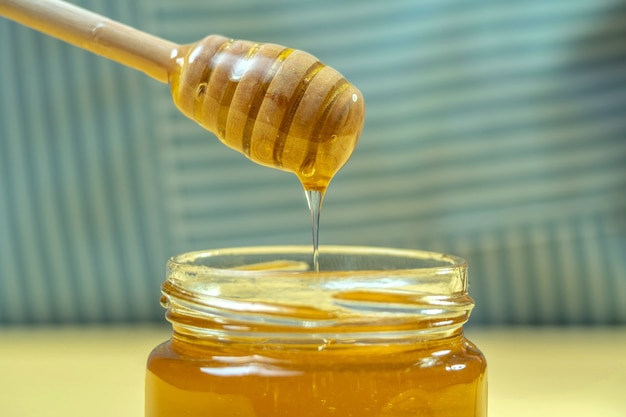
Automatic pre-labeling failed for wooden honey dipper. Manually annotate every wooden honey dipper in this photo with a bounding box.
[0,0,365,192]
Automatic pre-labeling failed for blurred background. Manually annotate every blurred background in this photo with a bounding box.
[1,0,625,327]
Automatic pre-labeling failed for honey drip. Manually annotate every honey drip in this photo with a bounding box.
[305,190,324,271]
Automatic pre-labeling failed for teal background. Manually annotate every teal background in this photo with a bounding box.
[1,0,625,324]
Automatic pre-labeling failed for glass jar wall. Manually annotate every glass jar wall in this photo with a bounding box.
[145,246,487,417]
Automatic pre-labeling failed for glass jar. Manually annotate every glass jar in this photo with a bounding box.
[145,245,487,417]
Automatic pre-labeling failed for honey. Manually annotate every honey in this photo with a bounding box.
[169,35,365,193]
[145,246,487,417]
[146,333,486,417]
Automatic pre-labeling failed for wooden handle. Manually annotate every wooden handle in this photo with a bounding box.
[0,0,178,83]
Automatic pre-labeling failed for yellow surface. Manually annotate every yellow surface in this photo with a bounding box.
[0,326,625,416]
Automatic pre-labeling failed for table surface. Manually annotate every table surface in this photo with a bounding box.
[1,326,625,416]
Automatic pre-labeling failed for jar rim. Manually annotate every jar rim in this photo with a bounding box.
[167,245,467,277]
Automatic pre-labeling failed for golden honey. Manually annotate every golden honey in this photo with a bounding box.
[170,35,365,192]
[145,246,487,417]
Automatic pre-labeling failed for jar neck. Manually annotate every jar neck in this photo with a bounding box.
[161,246,475,345]
[169,324,468,358]
[169,320,468,348]
[163,287,474,345]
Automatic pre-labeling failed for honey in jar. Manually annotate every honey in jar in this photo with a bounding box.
[145,246,487,416]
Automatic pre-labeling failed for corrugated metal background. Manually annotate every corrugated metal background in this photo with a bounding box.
[1,0,625,324]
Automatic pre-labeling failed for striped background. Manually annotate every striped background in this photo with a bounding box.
[0,0,624,325]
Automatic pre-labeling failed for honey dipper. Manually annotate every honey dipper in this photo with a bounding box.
[0,0,365,192]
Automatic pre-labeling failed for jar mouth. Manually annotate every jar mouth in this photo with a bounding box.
[163,246,473,340]
[168,245,466,273]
